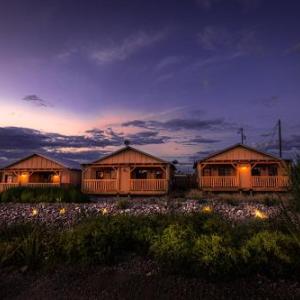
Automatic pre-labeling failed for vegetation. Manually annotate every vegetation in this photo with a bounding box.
[1,213,299,280]
[0,186,89,203]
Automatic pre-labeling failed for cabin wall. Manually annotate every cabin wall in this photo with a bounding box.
[8,155,62,170]
[94,149,163,165]
[208,147,274,161]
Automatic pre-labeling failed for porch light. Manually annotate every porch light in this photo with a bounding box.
[59,208,66,215]
[202,205,213,213]
[31,208,38,216]
[52,174,60,183]
[239,166,248,171]
[254,209,268,219]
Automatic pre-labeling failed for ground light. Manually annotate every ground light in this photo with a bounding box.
[254,209,268,219]
[31,208,38,216]
[100,207,108,215]
[202,205,213,213]
[59,208,66,215]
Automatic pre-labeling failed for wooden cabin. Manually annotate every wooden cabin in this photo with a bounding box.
[81,146,174,195]
[195,144,289,192]
[0,153,81,193]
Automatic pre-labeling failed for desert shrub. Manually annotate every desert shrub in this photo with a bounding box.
[193,234,237,277]
[185,189,203,200]
[61,215,145,264]
[201,215,231,236]
[0,186,89,203]
[240,231,299,275]
[216,193,242,206]
[0,224,52,269]
[150,224,195,273]
[115,198,131,210]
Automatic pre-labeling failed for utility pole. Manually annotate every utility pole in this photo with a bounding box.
[238,128,246,144]
[278,119,282,158]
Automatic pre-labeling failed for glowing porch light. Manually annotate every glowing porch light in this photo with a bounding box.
[202,206,213,213]
[239,165,248,171]
[254,209,268,219]
[59,208,66,215]
[31,208,38,216]
[52,174,60,183]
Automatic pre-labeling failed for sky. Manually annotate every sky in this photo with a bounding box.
[0,0,300,170]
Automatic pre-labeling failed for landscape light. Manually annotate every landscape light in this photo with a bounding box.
[59,208,66,215]
[31,208,38,216]
[254,209,268,219]
[202,206,212,213]
[101,208,108,215]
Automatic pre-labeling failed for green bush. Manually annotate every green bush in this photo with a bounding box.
[193,234,237,276]
[61,215,146,264]
[240,231,299,275]
[0,186,89,203]
[150,224,195,272]
[115,199,131,210]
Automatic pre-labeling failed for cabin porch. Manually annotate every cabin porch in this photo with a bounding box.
[199,162,289,192]
[82,165,169,195]
[0,170,61,193]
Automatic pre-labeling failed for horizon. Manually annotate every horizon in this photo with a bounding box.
[1,0,300,166]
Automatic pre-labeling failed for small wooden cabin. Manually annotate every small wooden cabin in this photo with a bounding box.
[0,153,81,193]
[82,146,174,195]
[195,144,289,192]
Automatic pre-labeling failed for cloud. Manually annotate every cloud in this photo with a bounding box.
[0,126,170,163]
[91,30,167,64]
[122,117,234,131]
[155,56,183,71]
[180,136,221,145]
[286,42,300,54]
[197,26,260,55]
[22,94,50,107]
[127,130,170,145]
[195,0,262,11]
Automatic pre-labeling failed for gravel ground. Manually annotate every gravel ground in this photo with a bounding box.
[0,198,281,227]
[1,257,299,300]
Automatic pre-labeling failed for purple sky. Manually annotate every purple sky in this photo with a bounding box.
[0,0,300,169]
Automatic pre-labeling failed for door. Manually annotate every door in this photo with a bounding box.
[119,166,130,193]
[238,164,251,189]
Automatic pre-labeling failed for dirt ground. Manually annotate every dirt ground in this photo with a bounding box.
[1,258,300,300]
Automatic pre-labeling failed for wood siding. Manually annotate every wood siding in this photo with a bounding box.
[196,145,289,192]
[93,148,163,165]
[205,146,275,162]
[82,147,172,195]
[6,155,63,170]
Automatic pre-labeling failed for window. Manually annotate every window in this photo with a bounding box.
[218,166,233,176]
[251,167,261,176]
[268,165,278,176]
[203,168,212,176]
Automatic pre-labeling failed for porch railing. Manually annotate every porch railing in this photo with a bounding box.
[251,176,289,188]
[82,179,117,193]
[130,179,167,191]
[0,183,19,193]
[0,182,60,192]
[200,176,238,188]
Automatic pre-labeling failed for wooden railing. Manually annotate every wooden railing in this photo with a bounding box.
[251,176,289,188]
[200,176,238,188]
[130,179,167,191]
[82,179,117,193]
[0,183,19,193]
[0,182,60,192]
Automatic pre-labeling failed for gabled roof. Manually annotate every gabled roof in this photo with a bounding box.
[83,146,173,166]
[197,143,284,163]
[1,153,81,170]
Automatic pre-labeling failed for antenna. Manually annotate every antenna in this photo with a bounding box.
[278,119,282,157]
[238,128,246,144]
